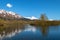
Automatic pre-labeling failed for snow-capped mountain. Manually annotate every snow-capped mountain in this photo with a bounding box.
[25,16,38,20]
[0,10,23,20]
[0,9,38,20]
[49,19,54,21]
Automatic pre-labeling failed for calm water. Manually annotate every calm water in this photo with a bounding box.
[0,25,60,40]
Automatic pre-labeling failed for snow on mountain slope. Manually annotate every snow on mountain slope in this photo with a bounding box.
[0,10,6,14]
[25,16,38,20]
[0,10,23,18]
[49,19,54,21]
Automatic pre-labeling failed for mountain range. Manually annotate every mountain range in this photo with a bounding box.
[0,10,38,20]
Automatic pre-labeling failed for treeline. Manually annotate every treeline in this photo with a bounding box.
[29,20,60,27]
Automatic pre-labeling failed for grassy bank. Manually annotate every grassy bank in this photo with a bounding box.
[0,19,27,34]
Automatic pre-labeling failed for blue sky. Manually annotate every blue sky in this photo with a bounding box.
[0,0,60,20]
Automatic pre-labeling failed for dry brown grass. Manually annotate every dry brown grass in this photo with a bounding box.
[0,19,27,34]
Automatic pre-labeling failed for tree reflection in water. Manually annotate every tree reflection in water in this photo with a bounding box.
[0,24,60,40]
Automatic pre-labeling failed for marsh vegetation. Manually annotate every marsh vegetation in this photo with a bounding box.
[0,19,28,35]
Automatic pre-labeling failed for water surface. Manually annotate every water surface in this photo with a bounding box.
[0,25,60,40]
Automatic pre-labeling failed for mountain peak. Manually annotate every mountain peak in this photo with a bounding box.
[0,9,23,19]
[25,16,38,20]
[0,10,6,14]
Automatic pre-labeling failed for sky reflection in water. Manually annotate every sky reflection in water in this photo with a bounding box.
[0,25,60,40]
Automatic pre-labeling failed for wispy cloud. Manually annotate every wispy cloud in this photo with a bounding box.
[6,3,12,8]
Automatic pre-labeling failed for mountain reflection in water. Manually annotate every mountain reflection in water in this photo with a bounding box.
[0,25,60,40]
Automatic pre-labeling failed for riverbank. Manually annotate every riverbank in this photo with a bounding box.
[0,19,27,35]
